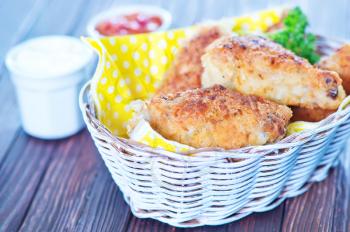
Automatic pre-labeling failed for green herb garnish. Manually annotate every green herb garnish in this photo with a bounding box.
[268,7,320,64]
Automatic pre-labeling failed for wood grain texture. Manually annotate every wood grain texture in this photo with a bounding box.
[75,164,132,232]
[0,77,20,163]
[0,0,47,67]
[126,200,285,232]
[332,141,350,232]
[127,217,180,232]
[281,170,338,232]
[0,0,49,163]
[18,131,98,231]
[0,0,350,232]
[0,131,59,231]
[223,205,284,232]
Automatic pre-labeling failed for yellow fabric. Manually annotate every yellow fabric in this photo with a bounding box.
[83,29,189,137]
[83,8,285,150]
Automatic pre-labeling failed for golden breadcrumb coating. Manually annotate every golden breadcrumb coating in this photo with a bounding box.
[319,44,350,94]
[291,107,335,122]
[292,44,350,122]
[156,25,229,95]
[149,85,292,149]
[201,35,346,110]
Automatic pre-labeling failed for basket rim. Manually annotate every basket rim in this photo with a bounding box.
[79,81,350,161]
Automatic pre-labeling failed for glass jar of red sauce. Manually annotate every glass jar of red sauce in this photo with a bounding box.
[87,6,172,37]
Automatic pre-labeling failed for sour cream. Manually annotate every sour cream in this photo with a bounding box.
[6,36,93,139]
[7,36,92,78]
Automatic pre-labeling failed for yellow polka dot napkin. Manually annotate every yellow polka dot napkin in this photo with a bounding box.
[83,28,190,137]
[83,7,285,149]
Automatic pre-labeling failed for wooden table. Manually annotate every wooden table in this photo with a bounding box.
[1,1,350,231]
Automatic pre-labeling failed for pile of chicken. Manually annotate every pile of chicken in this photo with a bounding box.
[147,26,350,149]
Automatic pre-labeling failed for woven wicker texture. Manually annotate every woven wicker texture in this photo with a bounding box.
[80,81,350,227]
[79,36,350,227]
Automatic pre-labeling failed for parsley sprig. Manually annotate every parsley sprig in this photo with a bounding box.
[268,7,320,64]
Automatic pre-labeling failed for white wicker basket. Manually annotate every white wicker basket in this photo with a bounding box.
[79,35,350,227]
[79,80,350,227]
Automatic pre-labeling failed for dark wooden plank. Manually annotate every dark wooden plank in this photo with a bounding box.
[0,0,108,230]
[72,0,116,36]
[0,3,51,228]
[332,141,350,231]
[0,131,59,231]
[0,0,48,68]
[23,0,86,37]
[75,161,132,232]
[222,206,284,232]
[163,0,201,28]
[126,205,284,232]
[0,77,20,163]
[0,0,55,226]
[12,0,133,230]
[281,169,338,232]
[18,131,98,231]
[297,0,350,39]
[19,134,130,231]
[1,1,349,231]
[199,0,237,21]
[0,0,49,164]
[127,217,182,232]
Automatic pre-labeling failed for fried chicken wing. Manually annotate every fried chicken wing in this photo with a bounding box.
[156,25,229,95]
[319,44,350,94]
[149,85,292,149]
[289,44,350,122]
[201,35,346,110]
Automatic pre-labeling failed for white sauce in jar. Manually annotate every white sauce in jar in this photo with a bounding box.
[7,36,92,78]
[5,36,93,139]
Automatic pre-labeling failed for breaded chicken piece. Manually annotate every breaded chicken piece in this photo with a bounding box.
[201,35,346,110]
[291,107,334,122]
[156,25,229,95]
[292,44,350,122]
[149,85,292,149]
[319,44,350,94]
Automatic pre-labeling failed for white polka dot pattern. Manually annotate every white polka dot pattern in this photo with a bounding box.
[85,8,283,137]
